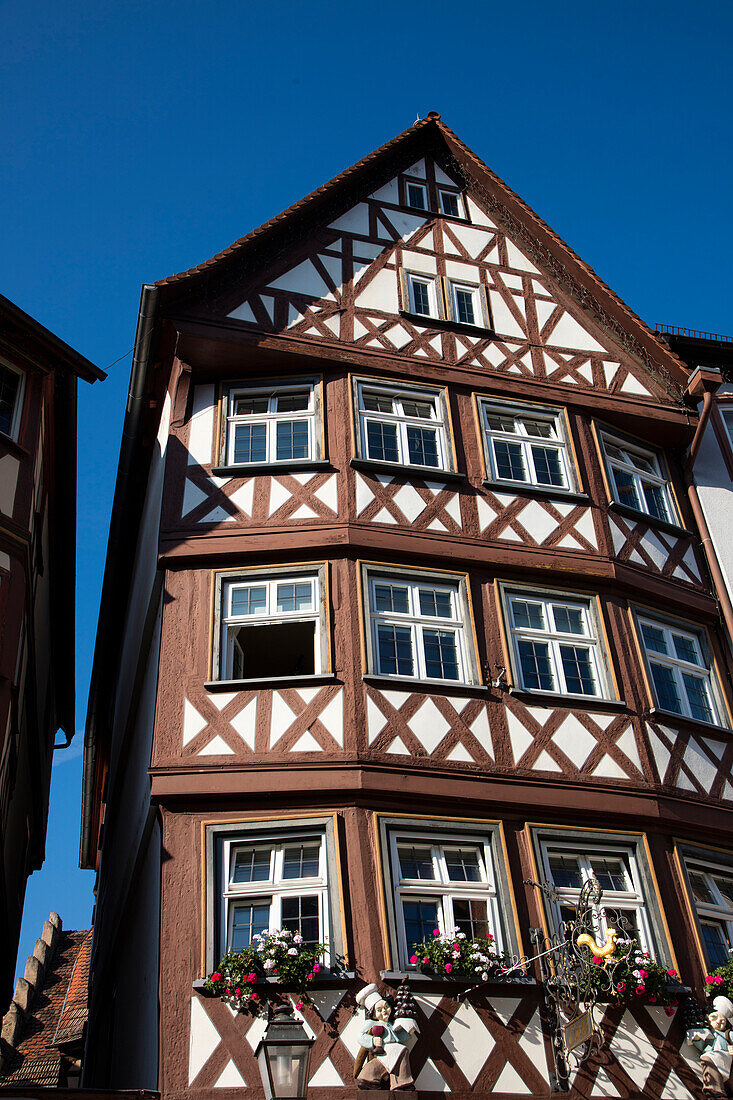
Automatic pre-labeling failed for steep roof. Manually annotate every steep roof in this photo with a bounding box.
[0,930,91,1086]
[152,112,688,390]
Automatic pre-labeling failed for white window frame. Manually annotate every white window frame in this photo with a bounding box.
[479,399,573,490]
[684,859,733,969]
[214,565,328,683]
[599,430,677,524]
[389,831,504,969]
[540,840,655,954]
[363,565,478,686]
[0,360,25,442]
[501,584,612,700]
[405,179,428,212]
[438,187,463,218]
[404,271,440,319]
[223,378,320,467]
[221,833,330,960]
[354,378,452,472]
[448,279,486,327]
[635,611,726,727]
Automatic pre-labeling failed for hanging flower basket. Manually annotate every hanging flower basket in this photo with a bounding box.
[205,930,327,1011]
[577,936,679,1012]
[410,927,512,980]
[704,960,733,998]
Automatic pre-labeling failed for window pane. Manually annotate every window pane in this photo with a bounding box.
[234,395,269,415]
[377,624,414,676]
[362,392,394,414]
[531,445,564,487]
[611,908,642,941]
[406,426,439,467]
[231,901,270,949]
[701,922,731,968]
[418,589,453,618]
[486,414,517,434]
[275,420,309,460]
[518,639,554,691]
[512,599,545,630]
[445,848,482,882]
[682,672,714,723]
[366,420,399,462]
[454,288,475,325]
[276,582,313,612]
[522,419,555,439]
[398,845,435,880]
[650,662,683,713]
[407,183,427,210]
[233,423,267,463]
[672,633,700,665]
[690,872,716,905]
[403,898,439,948]
[453,898,489,939]
[412,280,431,315]
[642,481,670,522]
[401,399,433,419]
[275,392,310,412]
[559,645,597,695]
[373,583,409,614]
[230,586,267,617]
[282,844,320,879]
[552,605,585,636]
[612,468,641,510]
[439,191,460,217]
[714,877,733,909]
[642,623,668,655]
[548,854,583,890]
[0,367,20,435]
[423,629,459,680]
[590,857,629,892]
[494,440,527,481]
[233,847,272,883]
[281,895,320,946]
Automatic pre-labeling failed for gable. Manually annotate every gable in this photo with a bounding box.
[214,156,675,402]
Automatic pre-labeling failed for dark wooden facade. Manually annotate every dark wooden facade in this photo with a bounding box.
[0,295,102,1013]
[81,116,730,1099]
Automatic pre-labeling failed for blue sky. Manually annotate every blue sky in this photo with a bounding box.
[5,0,733,975]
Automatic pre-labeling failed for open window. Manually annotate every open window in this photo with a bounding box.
[213,565,329,683]
[598,429,678,524]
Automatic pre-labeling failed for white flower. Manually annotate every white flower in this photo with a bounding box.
[452,950,460,958]
[481,972,488,981]
[288,948,297,956]
[632,969,641,978]
[264,960,275,970]
[474,966,482,972]
[294,934,303,944]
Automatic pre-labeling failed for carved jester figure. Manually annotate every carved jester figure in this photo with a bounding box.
[353,983,418,1089]
[687,996,733,1097]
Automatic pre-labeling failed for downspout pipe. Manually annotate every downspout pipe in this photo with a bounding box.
[683,366,733,648]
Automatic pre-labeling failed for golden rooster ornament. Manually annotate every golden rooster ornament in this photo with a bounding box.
[576,927,619,964]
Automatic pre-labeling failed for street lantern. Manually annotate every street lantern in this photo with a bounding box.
[255,1004,315,1100]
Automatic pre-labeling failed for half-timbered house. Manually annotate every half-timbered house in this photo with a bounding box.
[80,115,733,1099]
[0,295,103,1014]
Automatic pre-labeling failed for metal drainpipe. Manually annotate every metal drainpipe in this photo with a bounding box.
[683,376,733,648]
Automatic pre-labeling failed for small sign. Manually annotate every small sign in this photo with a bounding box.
[564,1010,594,1052]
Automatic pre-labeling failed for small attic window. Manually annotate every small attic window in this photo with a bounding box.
[406,181,428,211]
[438,189,461,217]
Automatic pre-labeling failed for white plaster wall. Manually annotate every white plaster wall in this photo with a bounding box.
[693,406,733,601]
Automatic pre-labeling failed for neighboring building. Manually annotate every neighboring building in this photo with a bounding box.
[0,296,103,1013]
[654,327,733,655]
[81,115,733,1098]
[0,913,90,1086]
